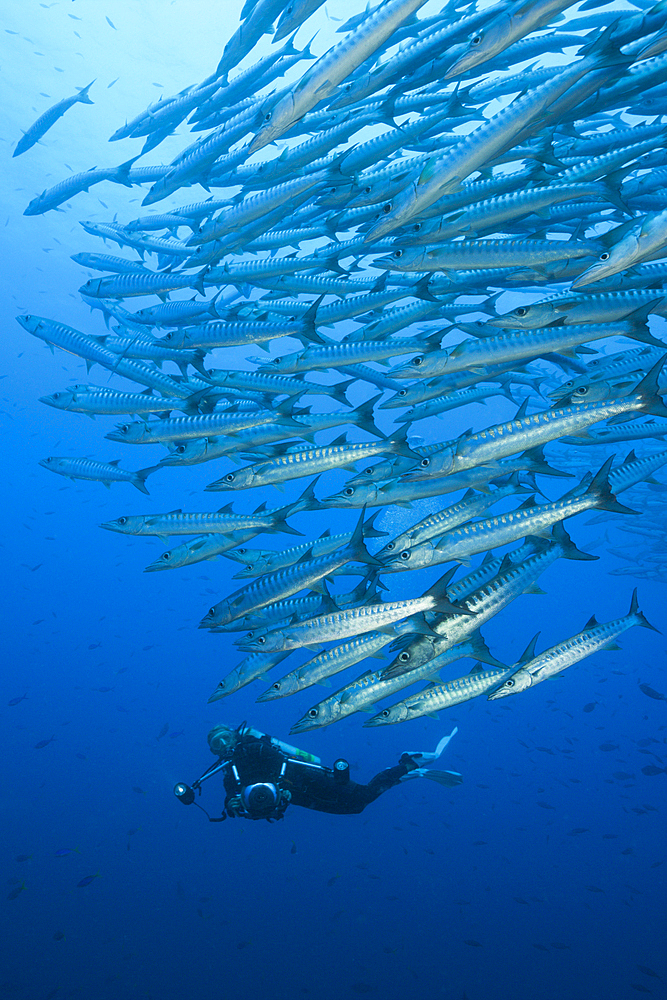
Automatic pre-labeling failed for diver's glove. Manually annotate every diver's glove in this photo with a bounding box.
[400,768,463,787]
[400,726,458,768]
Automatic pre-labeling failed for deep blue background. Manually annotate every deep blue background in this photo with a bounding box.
[2,2,665,999]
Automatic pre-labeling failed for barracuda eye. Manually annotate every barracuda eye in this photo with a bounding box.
[52,392,60,399]
[161,552,171,561]
[471,32,482,45]
[256,635,266,644]
[514,307,527,317]
[386,541,395,550]
[344,487,355,496]
[225,473,235,483]
[420,458,430,468]
[382,202,392,214]
[119,424,129,433]
[575,386,587,394]
[308,708,318,719]
[562,380,574,389]
[208,607,215,615]
[271,681,281,690]
[363,466,374,475]
[505,678,515,688]
[237,548,247,554]
[392,250,403,259]
[400,550,410,560]
[264,111,272,123]
[398,652,410,663]
[398,389,407,397]
[412,356,424,366]
[176,445,186,454]
[599,252,610,261]
[363,185,372,195]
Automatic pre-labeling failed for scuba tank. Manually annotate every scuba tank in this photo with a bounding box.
[237,721,321,765]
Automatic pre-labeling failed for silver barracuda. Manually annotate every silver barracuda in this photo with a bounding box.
[39,385,199,418]
[204,434,417,492]
[207,651,292,703]
[572,207,667,287]
[99,484,315,540]
[488,290,667,328]
[198,509,378,628]
[488,589,658,699]
[385,460,635,572]
[392,382,516,423]
[247,0,430,154]
[14,81,94,156]
[39,456,158,494]
[379,524,594,681]
[236,578,472,655]
[362,666,515,727]
[376,478,530,560]
[389,315,664,379]
[364,33,626,241]
[105,406,300,445]
[446,359,667,474]
[377,237,599,273]
[143,531,262,572]
[254,336,439,375]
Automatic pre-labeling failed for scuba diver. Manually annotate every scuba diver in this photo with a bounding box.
[174,721,462,822]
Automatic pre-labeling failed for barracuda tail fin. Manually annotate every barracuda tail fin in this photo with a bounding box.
[327,377,354,406]
[587,455,639,514]
[76,80,95,104]
[350,392,384,437]
[635,355,667,417]
[133,465,161,494]
[551,521,598,560]
[426,568,476,617]
[362,510,388,539]
[623,301,666,348]
[629,587,661,632]
[347,507,382,566]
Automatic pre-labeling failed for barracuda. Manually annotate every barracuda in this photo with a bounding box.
[488,290,667,328]
[39,456,158,493]
[378,237,599,274]
[255,335,439,375]
[393,382,516,423]
[488,589,658,699]
[39,384,198,418]
[363,666,515,726]
[16,314,191,398]
[236,579,471,655]
[257,631,394,702]
[390,315,664,380]
[246,0,430,154]
[379,525,594,681]
[99,485,314,540]
[143,530,262,572]
[198,509,378,628]
[364,34,625,241]
[207,651,293,703]
[105,405,299,445]
[376,478,530,561]
[160,313,319,350]
[447,359,667,474]
[387,460,635,571]
[572,206,667,287]
[79,268,208,299]
[205,433,417,492]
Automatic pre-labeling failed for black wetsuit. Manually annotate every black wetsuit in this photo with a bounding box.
[222,733,411,819]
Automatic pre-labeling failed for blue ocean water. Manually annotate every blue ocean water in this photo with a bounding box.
[3,2,666,999]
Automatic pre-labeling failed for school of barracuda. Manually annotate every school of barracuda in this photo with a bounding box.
[18,0,667,734]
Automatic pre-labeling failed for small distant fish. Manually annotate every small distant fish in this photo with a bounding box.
[583,702,597,712]
[157,723,169,740]
[568,828,589,836]
[76,873,100,887]
[636,966,661,979]
[54,847,79,857]
[599,743,619,752]
[8,694,28,706]
[132,786,145,794]
[641,765,667,777]
[326,874,340,886]
[14,854,32,862]
[106,16,117,29]
[630,985,652,994]
[7,883,26,900]
[639,683,666,701]
[53,931,65,941]
[34,735,55,749]
[464,940,483,947]
[585,885,605,893]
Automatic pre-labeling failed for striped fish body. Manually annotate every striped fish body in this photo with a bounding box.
[143,530,260,572]
[364,668,514,725]
[207,651,292,702]
[106,409,282,444]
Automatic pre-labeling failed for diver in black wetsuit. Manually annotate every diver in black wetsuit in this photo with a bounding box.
[174,721,462,822]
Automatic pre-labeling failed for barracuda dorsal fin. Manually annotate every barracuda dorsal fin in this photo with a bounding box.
[623,449,637,464]
[519,633,541,663]
[584,614,598,629]
[468,661,485,675]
